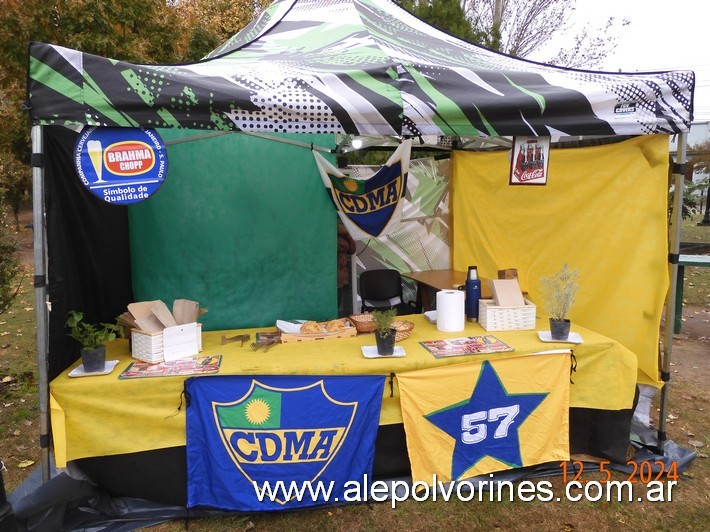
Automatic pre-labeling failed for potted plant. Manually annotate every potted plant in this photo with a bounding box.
[371,308,398,356]
[66,310,121,372]
[540,263,580,341]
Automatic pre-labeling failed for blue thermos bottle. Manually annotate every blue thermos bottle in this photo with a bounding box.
[465,266,481,322]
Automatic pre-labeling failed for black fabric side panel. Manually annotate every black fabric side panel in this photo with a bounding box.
[371,423,411,480]
[44,126,134,380]
[76,447,187,506]
[74,423,411,507]
[569,398,637,464]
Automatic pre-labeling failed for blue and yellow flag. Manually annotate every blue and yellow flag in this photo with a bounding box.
[398,353,570,484]
[186,375,384,511]
[315,140,411,240]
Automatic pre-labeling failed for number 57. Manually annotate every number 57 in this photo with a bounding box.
[461,405,520,444]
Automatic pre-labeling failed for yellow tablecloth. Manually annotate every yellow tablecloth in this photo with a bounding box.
[50,315,637,467]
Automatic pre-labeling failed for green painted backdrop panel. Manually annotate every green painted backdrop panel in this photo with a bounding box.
[128,131,337,330]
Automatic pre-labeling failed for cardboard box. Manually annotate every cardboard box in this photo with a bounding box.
[497,268,518,280]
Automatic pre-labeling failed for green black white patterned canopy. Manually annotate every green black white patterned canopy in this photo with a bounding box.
[28,0,694,137]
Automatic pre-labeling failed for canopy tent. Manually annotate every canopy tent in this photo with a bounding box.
[25,0,694,495]
[28,0,693,137]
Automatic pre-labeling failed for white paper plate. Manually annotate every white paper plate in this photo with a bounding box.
[424,311,437,324]
[361,346,406,358]
[68,359,120,378]
[537,331,583,344]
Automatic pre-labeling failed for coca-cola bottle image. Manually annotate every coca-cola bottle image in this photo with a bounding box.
[526,143,534,172]
[534,143,542,169]
[515,146,525,177]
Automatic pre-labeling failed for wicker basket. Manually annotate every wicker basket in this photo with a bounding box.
[392,321,415,342]
[348,314,414,341]
[348,313,377,334]
[478,298,536,331]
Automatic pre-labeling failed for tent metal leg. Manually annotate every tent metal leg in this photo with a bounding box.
[658,131,687,451]
[31,125,51,483]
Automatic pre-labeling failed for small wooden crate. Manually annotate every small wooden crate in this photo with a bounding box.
[131,324,202,364]
[478,298,536,331]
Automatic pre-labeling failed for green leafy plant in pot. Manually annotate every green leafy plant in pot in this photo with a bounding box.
[66,310,121,372]
[540,263,579,341]
[371,308,398,356]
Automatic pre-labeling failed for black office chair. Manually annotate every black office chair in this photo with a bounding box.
[358,269,417,315]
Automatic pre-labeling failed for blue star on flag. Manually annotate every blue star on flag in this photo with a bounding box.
[425,360,548,480]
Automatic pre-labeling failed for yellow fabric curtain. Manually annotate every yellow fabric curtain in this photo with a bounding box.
[452,135,670,386]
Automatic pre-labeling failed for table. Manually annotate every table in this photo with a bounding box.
[50,314,638,468]
[674,254,710,333]
[401,269,493,311]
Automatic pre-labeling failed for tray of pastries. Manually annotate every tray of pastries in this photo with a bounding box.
[278,318,357,343]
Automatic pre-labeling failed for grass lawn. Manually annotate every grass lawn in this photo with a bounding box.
[679,214,710,306]
[0,270,40,490]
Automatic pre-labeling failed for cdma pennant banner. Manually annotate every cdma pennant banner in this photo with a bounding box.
[315,140,411,240]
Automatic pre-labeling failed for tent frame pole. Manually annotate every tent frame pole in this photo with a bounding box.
[31,125,51,482]
[658,131,687,452]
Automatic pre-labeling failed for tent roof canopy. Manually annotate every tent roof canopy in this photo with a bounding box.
[28,0,694,138]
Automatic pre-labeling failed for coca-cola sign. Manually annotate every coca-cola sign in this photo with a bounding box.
[510,136,550,186]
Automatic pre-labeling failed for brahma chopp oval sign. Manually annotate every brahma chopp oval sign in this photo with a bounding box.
[74,127,168,204]
[103,140,156,176]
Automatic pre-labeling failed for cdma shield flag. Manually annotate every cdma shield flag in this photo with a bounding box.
[186,375,384,511]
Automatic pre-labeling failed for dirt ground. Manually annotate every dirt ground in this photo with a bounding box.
[665,306,710,385]
[13,206,33,266]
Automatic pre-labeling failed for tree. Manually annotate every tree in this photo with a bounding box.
[0,1,186,81]
[0,0,268,219]
[172,1,272,61]
[688,140,710,176]
[462,0,629,68]
[0,152,30,232]
[397,0,484,42]
[0,203,20,315]
[0,1,180,214]
[0,0,189,179]
[685,140,710,222]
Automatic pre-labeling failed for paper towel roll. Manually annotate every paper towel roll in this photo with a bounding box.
[436,290,465,332]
